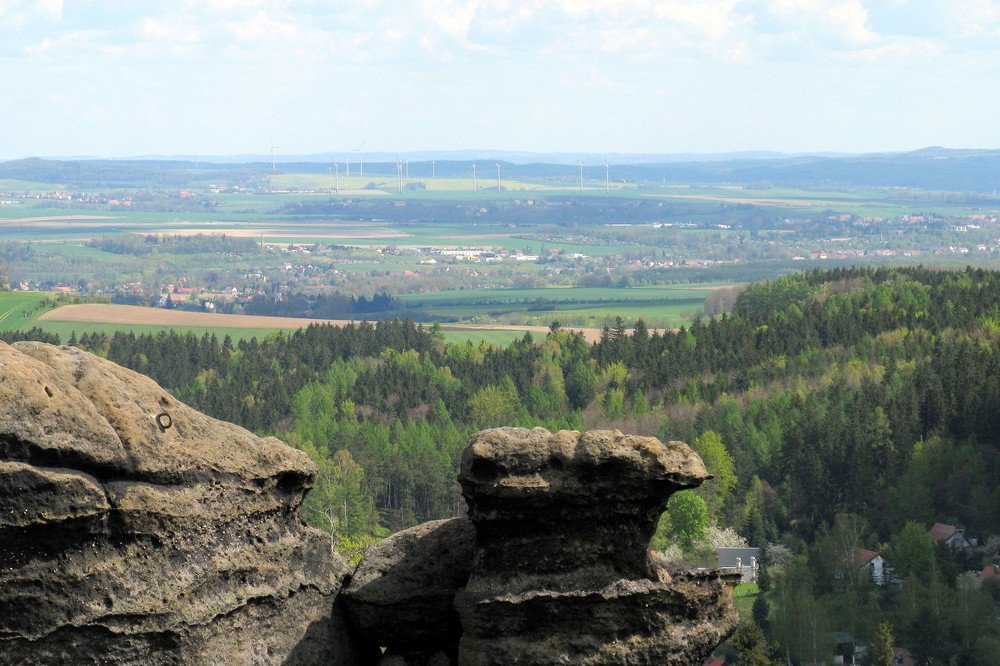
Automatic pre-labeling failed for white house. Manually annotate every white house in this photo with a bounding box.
[856,549,886,586]
[717,547,761,583]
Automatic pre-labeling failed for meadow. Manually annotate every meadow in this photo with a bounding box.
[0,292,45,327]
[396,285,710,328]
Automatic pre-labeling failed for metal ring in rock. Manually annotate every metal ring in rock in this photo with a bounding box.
[155,412,173,431]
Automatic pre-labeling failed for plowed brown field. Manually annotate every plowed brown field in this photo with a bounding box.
[39,304,605,342]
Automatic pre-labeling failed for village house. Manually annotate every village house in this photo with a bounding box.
[717,547,761,583]
[977,564,1000,588]
[928,522,975,548]
[856,549,887,586]
[977,550,1000,588]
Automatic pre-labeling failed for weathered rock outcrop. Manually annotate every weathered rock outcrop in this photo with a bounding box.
[344,517,475,664]
[454,427,740,665]
[0,341,363,665]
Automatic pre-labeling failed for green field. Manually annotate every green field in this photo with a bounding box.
[397,285,711,327]
[0,292,47,328]
[439,329,531,346]
[398,285,713,304]
[30,320,292,343]
[0,292,544,346]
[732,582,759,622]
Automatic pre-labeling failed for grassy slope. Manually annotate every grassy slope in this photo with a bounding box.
[0,292,47,328]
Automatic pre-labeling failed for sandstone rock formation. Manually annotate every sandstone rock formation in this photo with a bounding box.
[454,427,740,665]
[343,517,475,664]
[0,341,363,665]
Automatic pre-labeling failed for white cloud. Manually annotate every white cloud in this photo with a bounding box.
[24,35,54,54]
[0,0,55,29]
[826,1,877,45]
[416,0,478,41]
[36,0,61,19]
[141,17,203,43]
[598,27,652,52]
[197,0,292,13]
[557,0,642,19]
[23,28,100,56]
[763,0,878,45]
[226,10,302,41]
[653,1,740,43]
[954,0,1000,36]
[850,36,944,62]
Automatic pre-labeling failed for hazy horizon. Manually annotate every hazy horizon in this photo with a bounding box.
[7,148,837,164]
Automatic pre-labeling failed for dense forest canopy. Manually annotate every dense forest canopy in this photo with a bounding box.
[9,264,1000,661]
[7,265,1000,539]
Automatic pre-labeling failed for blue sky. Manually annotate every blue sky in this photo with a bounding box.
[2,0,999,159]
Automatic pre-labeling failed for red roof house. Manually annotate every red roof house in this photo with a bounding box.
[978,564,1000,587]
[928,523,973,548]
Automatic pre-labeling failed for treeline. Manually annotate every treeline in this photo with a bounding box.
[241,291,399,319]
[0,157,271,186]
[88,233,262,256]
[0,241,36,262]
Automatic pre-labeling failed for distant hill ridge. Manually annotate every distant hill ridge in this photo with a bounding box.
[3,146,1000,192]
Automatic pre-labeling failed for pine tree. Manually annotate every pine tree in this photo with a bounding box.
[870,621,894,666]
[730,620,777,666]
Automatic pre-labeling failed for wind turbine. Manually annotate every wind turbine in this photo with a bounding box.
[472,161,478,193]
[578,161,585,195]
[270,143,279,171]
[496,162,501,195]
[396,157,403,193]
[328,166,333,194]
[333,161,340,192]
[345,158,350,177]
[356,141,365,180]
[604,158,610,193]
[431,160,436,179]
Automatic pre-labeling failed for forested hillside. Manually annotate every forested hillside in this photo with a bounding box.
[10,265,1000,661]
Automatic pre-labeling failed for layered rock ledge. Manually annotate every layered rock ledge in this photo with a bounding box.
[454,427,740,665]
[0,341,361,665]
